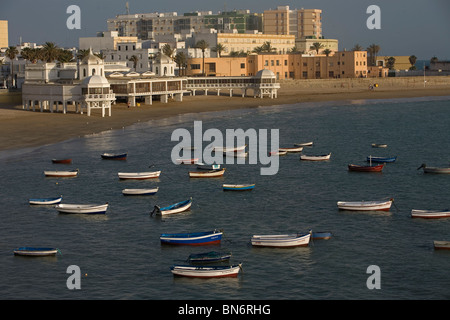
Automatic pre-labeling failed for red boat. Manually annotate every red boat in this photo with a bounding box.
[348,164,384,172]
[52,158,72,164]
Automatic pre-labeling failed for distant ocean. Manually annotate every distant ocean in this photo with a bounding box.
[1,95,450,300]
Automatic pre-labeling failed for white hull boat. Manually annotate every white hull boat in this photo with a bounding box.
[251,232,311,247]
[118,171,161,179]
[55,203,109,214]
[337,199,393,211]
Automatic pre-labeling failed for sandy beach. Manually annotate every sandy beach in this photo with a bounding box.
[1,78,449,152]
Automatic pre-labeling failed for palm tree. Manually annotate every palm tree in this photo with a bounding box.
[352,44,363,51]
[195,40,209,76]
[252,46,263,54]
[76,49,90,60]
[5,46,19,88]
[162,44,175,60]
[430,56,438,63]
[94,52,106,60]
[367,43,380,66]
[129,55,139,71]
[323,48,332,57]
[58,49,75,63]
[408,55,417,70]
[174,51,187,76]
[41,42,60,62]
[261,41,276,53]
[212,43,226,57]
[310,42,324,54]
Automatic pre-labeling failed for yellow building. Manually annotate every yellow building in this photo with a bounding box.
[186,51,372,79]
[377,56,412,70]
[0,20,8,48]
[263,6,322,39]
[217,33,296,55]
[295,38,339,55]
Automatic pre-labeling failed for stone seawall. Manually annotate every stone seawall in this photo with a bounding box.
[279,76,450,93]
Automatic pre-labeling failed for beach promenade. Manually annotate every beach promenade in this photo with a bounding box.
[0,76,449,152]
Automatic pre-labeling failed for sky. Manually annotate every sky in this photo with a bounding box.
[1,0,449,60]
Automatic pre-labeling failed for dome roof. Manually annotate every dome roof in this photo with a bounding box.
[256,69,275,78]
[82,74,110,87]
[82,48,103,64]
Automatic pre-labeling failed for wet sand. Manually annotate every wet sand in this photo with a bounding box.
[1,81,449,152]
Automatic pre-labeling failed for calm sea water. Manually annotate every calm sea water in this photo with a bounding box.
[1,95,450,300]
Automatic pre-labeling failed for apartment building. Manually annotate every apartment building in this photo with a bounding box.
[217,32,296,55]
[0,20,8,48]
[263,6,322,39]
[186,51,370,79]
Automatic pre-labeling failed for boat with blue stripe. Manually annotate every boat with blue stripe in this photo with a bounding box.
[160,229,223,245]
[366,156,397,163]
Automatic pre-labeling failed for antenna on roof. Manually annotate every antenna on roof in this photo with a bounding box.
[126,2,130,15]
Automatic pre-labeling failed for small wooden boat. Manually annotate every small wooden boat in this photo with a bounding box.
[176,158,199,164]
[13,247,59,257]
[348,164,384,172]
[337,199,393,211]
[118,171,161,179]
[411,209,450,219]
[251,231,311,248]
[294,142,313,147]
[101,152,127,160]
[170,264,242,278]
[55,203,109,214]
[223,184,255,191]
[151,198,192,216]
[189,168,225,178]
[122,188,159,196]
[187,251,232,263]
[160,230,223,245]
[196,163,221,170]
[44,169,79,177]
[372,143,387,148]
[51,158,72,164]
[29,196,62,205]
[269,151,287,156]
[300,153,331,161]
[366,156,397,163]
[417,164,450,174]
[433,241,450,250]
[279,146,303,153]
[213,145,246,153]
[224,152,248,158]
[311,231,332,240]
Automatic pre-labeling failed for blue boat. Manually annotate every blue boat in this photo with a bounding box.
[13,247,59,256]
[366,156,397,163]
[151,198,192,216]
[223,184,255,191]
[160,229,223,245]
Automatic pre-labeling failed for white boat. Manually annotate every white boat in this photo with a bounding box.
[337,199,393,211]
[196,163,221,170]
[269,151,287,156]
[434,241,450,250]
[411,209,450,219]
[29,196,62,205]
[170,264,242,278]
[224,152,248,158]
[189,168,225,178]
[13,247,59,256]
[294,142,313,146]
[300,153,331,161]
[122,188,159,196]
[44,169,79,177]
[55,203,109,214]
[251,232,311,248]
[118,171,161,180]
[279,146,303,153]
[213,145,246,152]
[417,164,450,174]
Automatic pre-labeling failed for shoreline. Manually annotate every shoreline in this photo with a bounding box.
[1,84,449,153]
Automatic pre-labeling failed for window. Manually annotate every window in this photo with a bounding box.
[264,60,268,66]
[240,63,245,69]
[302,71,308,78]
[190,64,201,70]
[284,60,288,66]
